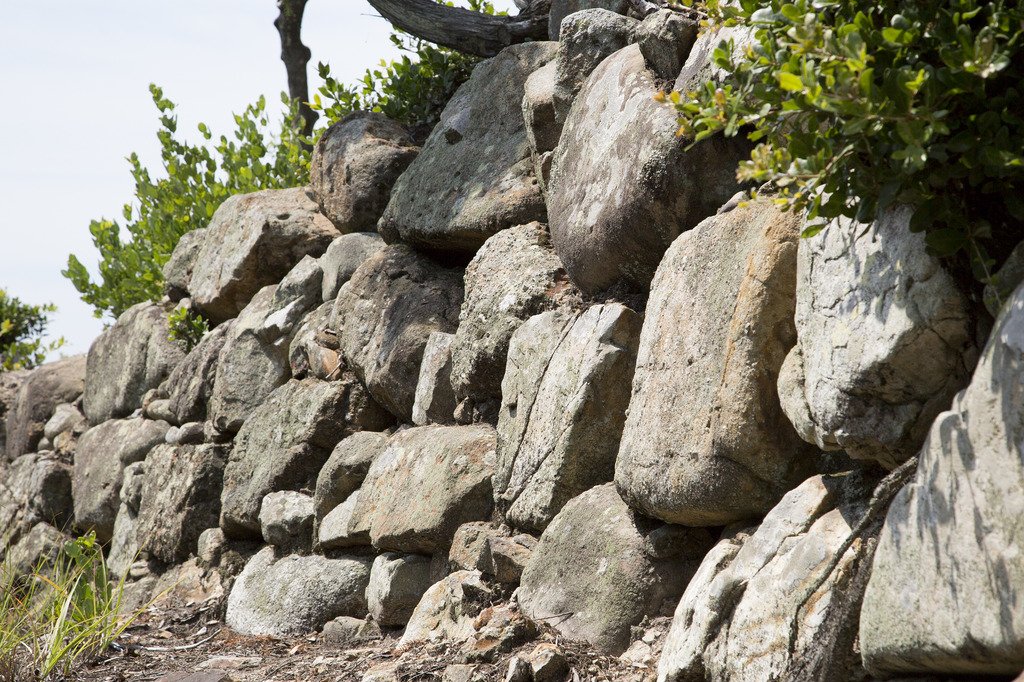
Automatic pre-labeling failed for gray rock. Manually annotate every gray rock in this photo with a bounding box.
[378,43,556,254]
[549,0,629,40]
[5,522,67,576]
[144,398,174,424]
[522,61,561,157]
[553,10,639,123]
[333,245,464,421]
[318,490,370,550]
[548,45,750,294]
[984,239,1024,317]
[7,452,73,529]
[259,491,314,553]
[448,522,535,584]
[496,304,640,531]
[162,228,206,301]
[636,9,698,80]
[518,483,710,655]
[288,302,342,383]
[5,355,86,458]
[859,282,1024,677]
[136,443,227,563]
[310,112,419,233]
[530,643,569,682]
[220,377,391,539]
[353,425,496,554]
[673,24,756,95]
[322,616,382,644]
[658,473,877,682]
[0,369,29,455]
[226,546,371,636]
[778,206,978,469]
[366,552,434,627]
[83,303,185,424]
[43,403,86,442]
[616,199,818,526]
[400,570,496,646]
[319,232,386,302]
[314,431,389,525]
[412,332,458,426]
[107,462,148,577]
[166,421,204,445]
[450,222,578,405]
[187,188,338,323]
[73,418,169,541]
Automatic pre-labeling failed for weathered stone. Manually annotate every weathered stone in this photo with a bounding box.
[136,443,227,563]
[188,187,339,323]
[319,232,386,303]
[366,552,434,626]
[400,570,496,646]
[6,355,86,458]
[0,369,29,455]
[43,403,86,442]
[616,199,817,526]
[378,43,556,254]
[449,522,535,584]
[310,112,418,234]
[522,61,561,157]
[314,431,389,525]
[259,491,314,553]
[226,547,371,636]
[860,282,1024,677]
[318,490,370,550]
[450,223,578,405]
[530,643,569,682]
[162,228,206,301]
[353,425,496,554]
[7,452,73,529]
[636,9,698,81]
[518,484,709,655]
[6,522,67,576]
[288,301,341,381]
[333,245,463,421]
[220,377,391,539]
[549,0,628,40]
[412,332,458,426]
[144,398,174,424]
[778,206,978,469]
[107,461,148,577]
[73,418,169,541]
[166,421,204,445]
[553,10,639,123]
[497,304,640,530]
[658,473,878,682]
[548,44,749,295]
[322,616,382,644]
[267,255,324,334]
[84,303,185,424]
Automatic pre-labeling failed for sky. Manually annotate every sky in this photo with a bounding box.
[0,0,515,357]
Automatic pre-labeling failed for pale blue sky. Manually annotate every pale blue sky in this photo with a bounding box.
[0,0,514,356]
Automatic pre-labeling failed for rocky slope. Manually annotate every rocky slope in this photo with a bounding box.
[3,3,1023,681]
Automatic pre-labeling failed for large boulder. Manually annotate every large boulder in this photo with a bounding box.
[778,207,978,469]
[310,112,418,233]
[522,61,561,159]
[5,355,86,458]
[6,452,73,530]
[162,227,206,301]
[259,491,314,554]
[107,461,146,577]
[449,223,578,405]
[352,425,496,554]
[83,303,185,424]
[318,232,386,302]
[518,483,710,655]
[400,570,496,646]
[333,245,463,421]
[136,443,227,563]
[548,0,629,40]
[859,282,1024,677]
[548,44,749,295]
[412,332,458,426]
[377,43,557,254]
[313,431,389,526]
[72,418,168,541]
[616,199,818,526]
[658,472,879,682]
[636,9,698,81]
[495,304,641,531]
[164,321,231,425]
[187,188,338,322]
[220,377,391,539]
[366,552,434,627]
[226,546,371,636]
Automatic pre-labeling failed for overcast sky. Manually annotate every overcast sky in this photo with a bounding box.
[0,0,514,357]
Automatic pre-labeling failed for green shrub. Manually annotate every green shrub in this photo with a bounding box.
[64,86,311,321]
[673,0,1024,285]
[167,306,209,353]
[0,289,64,372]
[311,0,499,133]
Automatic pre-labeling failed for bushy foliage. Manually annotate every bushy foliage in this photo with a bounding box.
[311,0,499,133]
[673,0,1024,283]
[0,289,63,372]
[167,305,209,353]
[64,86,311,320]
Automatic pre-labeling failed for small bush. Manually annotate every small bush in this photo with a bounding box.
[0,289,63,372]
[167,306,209,353]
[64,87,311,321]
[672,0,1024,284]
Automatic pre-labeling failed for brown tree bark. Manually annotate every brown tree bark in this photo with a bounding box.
[275,0,318,137]
[364,0,551,58]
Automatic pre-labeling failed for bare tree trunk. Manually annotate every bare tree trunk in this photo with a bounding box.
[275,0,318,138]
[364,0,551,57]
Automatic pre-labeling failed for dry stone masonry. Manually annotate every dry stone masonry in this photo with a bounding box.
[2,9,1021,682]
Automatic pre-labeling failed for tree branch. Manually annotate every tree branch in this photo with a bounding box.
[275,0,317,138]
[364,0,551,58]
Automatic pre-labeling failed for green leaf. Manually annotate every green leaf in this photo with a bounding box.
[777,72,804,92]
